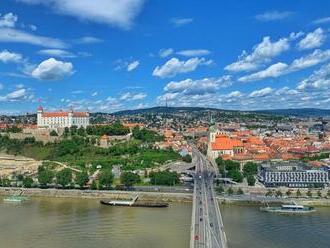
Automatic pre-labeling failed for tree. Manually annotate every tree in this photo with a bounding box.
[327,190,330,198]
[243,162,258,176]
[296,189,302,198]
[75,171,89,188]
[247,175,256,186]
[237,188,244,195]
[77,127,86,136]
[99,169,114,190]
[91,180,98,190]
[149,170,180,186]
[38,167,54,187]
[182,154,192,163]
[50,130,58,136]
[56,168,72,188]
[229,170,243,183]
[275,190,282,198]
[265,190,273,197]
[23,177,34,188]
[286,190,292,197]
[120,172,141,188]
[227,187,234,195]
[216,185,224,194]
[307,190,313,198]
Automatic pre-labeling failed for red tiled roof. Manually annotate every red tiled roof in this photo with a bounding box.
[211,135,243,150]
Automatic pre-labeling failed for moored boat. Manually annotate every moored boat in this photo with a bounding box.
[3,195,28,203]
[260,202,315,214]
[100,200,169,208]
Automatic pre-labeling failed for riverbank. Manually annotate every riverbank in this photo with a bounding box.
[0,187,192,203]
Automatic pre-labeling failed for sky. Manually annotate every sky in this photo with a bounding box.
[0,0,330,114]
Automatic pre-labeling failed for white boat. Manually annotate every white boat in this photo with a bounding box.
[260,201,315,214]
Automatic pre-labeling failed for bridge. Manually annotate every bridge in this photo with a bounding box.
[190,148,228,248]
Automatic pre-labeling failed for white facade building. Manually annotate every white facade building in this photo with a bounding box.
[37,106,90,129]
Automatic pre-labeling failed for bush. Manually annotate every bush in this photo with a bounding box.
[50,130,58,136]
[247,175,256,186]
[182,154,192,163]
[23,177,34,188]
[56,168,72,188]
[227,187,234,195]
[99,169,114,190]
[75,171,89,188]
[237,188,244,195]
[120,172,141,188]
[38,166,54,187]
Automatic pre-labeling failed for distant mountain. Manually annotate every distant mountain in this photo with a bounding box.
[112,106,224,116]
[111,106,330,118]
[255,108,330,117]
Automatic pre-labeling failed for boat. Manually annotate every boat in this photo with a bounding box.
[3,195,28,203]
[3,190,28,203]
[100,195,169,208]
[100,200,169,208]
[260,201,315,214]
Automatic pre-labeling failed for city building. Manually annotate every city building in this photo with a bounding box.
[37,106,90,129]
[258,161,329,188]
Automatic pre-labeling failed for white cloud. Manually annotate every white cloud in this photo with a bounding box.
[297,63,330,90]
[228,91,243,98]
[31,58,74,80]
[0,50,23,63]
[159,48,174,58]
[17,0,146,29]
[239,62,288,82]
[170,17,193,27]
[38,49,76,58]
[127,60,139,71]
[164,76,232,95]
[0,28,67,48]
[176,49,211,57]
[312,17,330,25]
[298,28,326,50]
[225,36,290,72]
[255,11,293,21]
[91,91,98,97]
[120,92,147,101]
[152,57,212,78]
[75,36,103,44]
[0,88,33,102]
[239,49,330,82]
[249,87,273,97]
[0,13,18,28]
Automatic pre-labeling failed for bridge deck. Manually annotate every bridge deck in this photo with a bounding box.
[190,149,227,248]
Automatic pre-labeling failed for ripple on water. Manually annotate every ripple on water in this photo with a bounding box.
[0,197,191,248]
[221,205,330,248]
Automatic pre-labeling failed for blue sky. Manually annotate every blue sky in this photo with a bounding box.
[0,0,330,114]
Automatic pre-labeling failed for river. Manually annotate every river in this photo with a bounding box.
[0,197,191,248]
[1,197,330,248]
[221,204,330,248]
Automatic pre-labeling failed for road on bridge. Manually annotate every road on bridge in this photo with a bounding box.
[190,148,227,248]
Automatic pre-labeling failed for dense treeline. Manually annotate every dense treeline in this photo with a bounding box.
[216,158,258,185]
[132,126,164,142]
[149,170,180,186]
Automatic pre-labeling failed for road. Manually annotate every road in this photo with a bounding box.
[190,149,227,248]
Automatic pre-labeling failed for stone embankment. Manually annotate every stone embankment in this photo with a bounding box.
[0,187,193,203]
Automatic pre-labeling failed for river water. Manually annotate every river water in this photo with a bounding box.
[0,197,191,248]
[1,197,330,248]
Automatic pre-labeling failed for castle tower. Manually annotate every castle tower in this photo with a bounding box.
[37,106,43,127]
